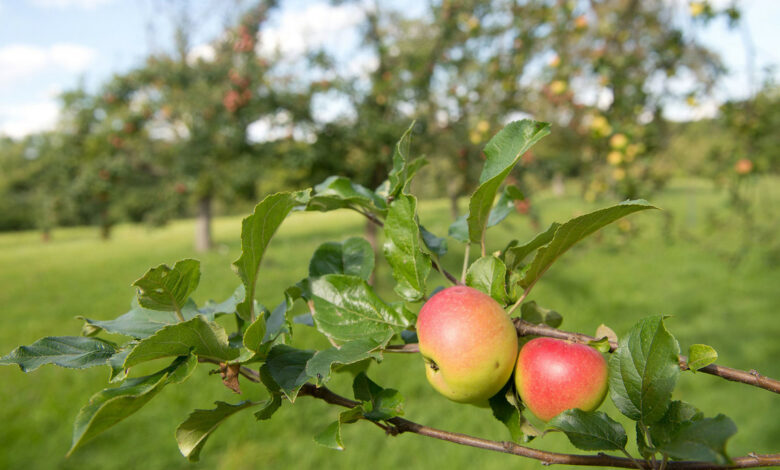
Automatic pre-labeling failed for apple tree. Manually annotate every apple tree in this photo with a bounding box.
[3,120,778,469]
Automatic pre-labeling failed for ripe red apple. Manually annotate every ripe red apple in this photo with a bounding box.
[514,337,608,421]
[416,286,518,404]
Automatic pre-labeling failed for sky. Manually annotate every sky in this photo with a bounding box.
[0,0,778,139]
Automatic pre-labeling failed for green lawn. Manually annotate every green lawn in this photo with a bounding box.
[1,178,778,470]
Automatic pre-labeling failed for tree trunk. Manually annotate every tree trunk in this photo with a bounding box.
[449,192,459,220]
[364,219,378,285]
[552,172,565,196]
[100,223,111,240]
[100,210,111,240]
[41,228,51,243]
[195,196,212,252]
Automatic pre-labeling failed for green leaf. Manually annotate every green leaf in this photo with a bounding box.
[467,120,550,244]
[351,372,404,421]
[687,344,718,372]
[254,394,283,421]
[309,237,375,281]
[123,316,239,368]
[609,316,680,424]
[658,415,737,464]
[420,225,447,257]
[242,315,267,354]
[314,420,344,451]
[175,401,258,462]
[197,285,246,317]
[307,176,387,216]
[310,274,410,343]
[305,336,388,386]
[465,255,507,303]
[353,371,384,402]
[648,400,703,450]
[448,214,469,243]
[487,185,524,227]
[80,298,205,340]
[548,409,628,451]
[0,336,116,372]
[588,337,612,353]
[383,195,431,301]
[363,388,404,421]
[503,223,560,273]
[108,346,133,383]
[233,190,311,322]
[489,384,539,443]
[265,344,315,401]
[166,354,198,384]
[520,200,657,289]
[132,259,200,312]
[387,122,427,198]
[68,355,191,456]
[636,422,655,459]
[520,301,563,328]
[264,284,303,343]
[314,408,363,451]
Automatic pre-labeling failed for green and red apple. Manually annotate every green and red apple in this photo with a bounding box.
[416,286,518,404]
[514,337,608,421]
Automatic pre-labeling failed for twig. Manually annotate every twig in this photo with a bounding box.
[432,258,459,285]
[621,449,647,470]
[297,383,780,469]
[511,319,780,395]
[174,306,185,323]
[506,285,532,316]
[385,343,420,353]
[461,244,470,283]
[354,208,385,228]
[381,321,780,394]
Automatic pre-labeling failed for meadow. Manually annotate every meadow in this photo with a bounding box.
[1,178,778,470]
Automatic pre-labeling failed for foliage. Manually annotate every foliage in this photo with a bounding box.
[3,120,772,469]
[0,0,747,239]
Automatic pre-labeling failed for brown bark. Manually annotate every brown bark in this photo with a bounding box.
[194,195,212,252]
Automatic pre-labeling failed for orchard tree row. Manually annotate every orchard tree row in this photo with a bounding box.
[0,0,763,246]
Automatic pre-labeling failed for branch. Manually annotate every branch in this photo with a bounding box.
[297,383,780,469]
[511,319,780,395]
[382,321,780,394]
[198,359,780,468]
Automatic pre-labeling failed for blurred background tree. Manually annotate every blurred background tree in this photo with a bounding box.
[0,0,774,247]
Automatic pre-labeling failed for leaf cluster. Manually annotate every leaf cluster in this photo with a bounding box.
[0,120,745,466]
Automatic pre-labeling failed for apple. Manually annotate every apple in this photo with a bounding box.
[514,337,608,421]
[416,286,518,404]
[735,158,753,175]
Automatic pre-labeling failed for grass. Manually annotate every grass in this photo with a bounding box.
[1,178,778,470]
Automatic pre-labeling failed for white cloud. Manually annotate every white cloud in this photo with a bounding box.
[259,2,363,58]
[0,100,60,138]
[0,45,49,84]
[186,44,216,65]
[49,44,97,71]
[663,98,720,122]
[29,0,113,9]
[0,43,97,85]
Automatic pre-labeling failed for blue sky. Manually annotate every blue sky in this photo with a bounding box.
[0,0,778,138]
